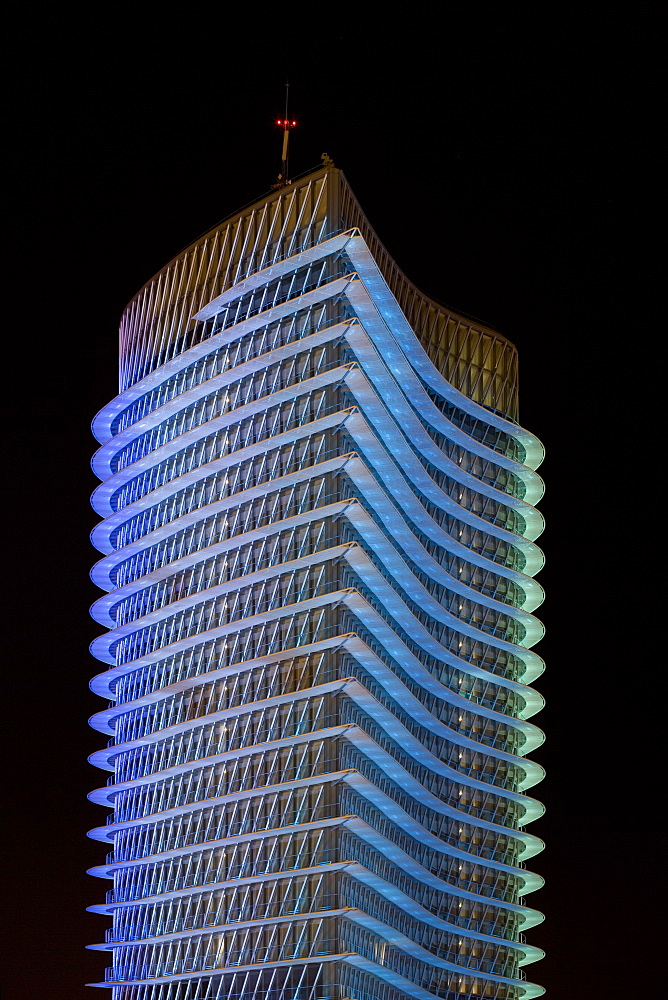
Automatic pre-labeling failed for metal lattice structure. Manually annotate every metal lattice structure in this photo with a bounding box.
[88,164,546,1000]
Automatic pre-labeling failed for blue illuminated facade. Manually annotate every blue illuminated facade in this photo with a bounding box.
[87,163,546,999]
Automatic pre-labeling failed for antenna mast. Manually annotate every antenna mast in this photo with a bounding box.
[273,82,296,189]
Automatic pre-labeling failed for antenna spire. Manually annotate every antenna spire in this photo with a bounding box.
[272,82,296,189]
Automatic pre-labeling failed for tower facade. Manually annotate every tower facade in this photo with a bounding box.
[88,164,546,1000]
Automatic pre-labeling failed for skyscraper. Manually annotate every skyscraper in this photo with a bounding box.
[87,161,546,1000]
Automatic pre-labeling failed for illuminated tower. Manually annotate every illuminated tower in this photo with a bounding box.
[87,161,546,1000]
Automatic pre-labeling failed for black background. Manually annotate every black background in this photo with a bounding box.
[4,8,660,999]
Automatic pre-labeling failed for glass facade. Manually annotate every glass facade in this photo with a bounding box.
[88,164,546,1000]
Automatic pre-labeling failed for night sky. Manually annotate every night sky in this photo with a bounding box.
[4,9,659,999]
